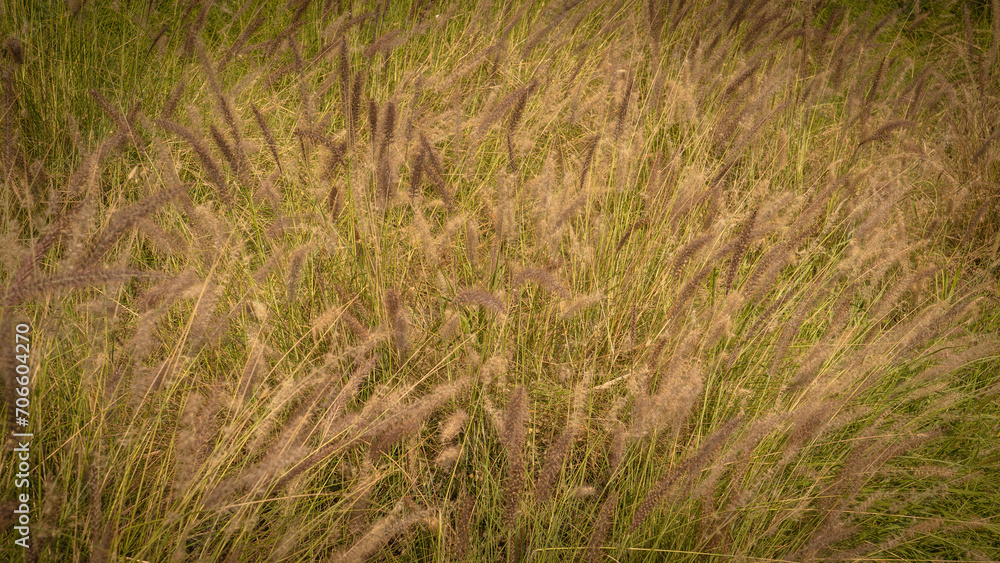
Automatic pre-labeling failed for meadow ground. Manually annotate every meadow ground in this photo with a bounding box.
[1,0,999,561]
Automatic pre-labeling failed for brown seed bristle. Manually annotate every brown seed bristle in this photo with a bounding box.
[379,100,396,159]
[770,289,822,375]
[419,134,454,209]
[4,269,166,308]
[857,55,887,136]
[3,37,23,65]
[350,70,365,144]
[744,243,792,301]
[236,334,268,405]
[464,220,480,269]
[725,206,758,293]
[502,385,528,533]
[293,127,340,152]
[364,29,405,59]
[0,314,19,440]
[185,277,226,356]
[251,101,283,174]
[158,118,232,205]
[408,148,425,201]
[629,416,741,532]
[971,127,1000,163]
[452,485,473,560]
[513,267,571,299]
[368,99,379,142]
[384,288,409,358]
[558,291,605,321]
[323,140,348,180]
[219,14,266,70]
[81,182,186,266]
[367,376,471,455]
[434,445,462,468]
[584,491,618,563]
[534,424,576,504]
[89,89,131,137]
[439,410,469,444]
[455,288,506,315]
[476,82,531,143]
[578,133,600,192]
[209,123,239,175]
[9,194,91,294]
[376,154,392,208]
[857,119,913,148]
[614,71,634,140]
[171,392,207,498]
[339,37,351,133]
[332,508,437,563]
[505,80,536,134]
[326,354,377,421]
[326,181,342,219]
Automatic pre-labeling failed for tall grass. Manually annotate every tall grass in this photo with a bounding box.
[1,0,999,561]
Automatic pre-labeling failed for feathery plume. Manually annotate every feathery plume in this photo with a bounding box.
[158,118,232,204]
[185,276,226,356]
[209,124,238,175]
[350,70,365,143]
[376,153,392,207]
[9,194,92,294]
[89,89,132,139]
[455,288,506,315]
[452,485,473,560]
[379,100,396,159]
[338,38,352,141]
[367,99,378,143]
[725,206,758,293]
[579,133,600,192]
[219,14,266,70]
[513,267,571,299]
[535,424,576,504]
[629,416,741,532]
[368,376,471,455]
[721,58,761,102]
[502,386,528,530]
[4,269,165,307]
[614,71,634,140]
[584,492,618,563]
[408,148,424,201]
[858,55,887,136]
[80,183,186,266]
[857,120,913,149]
[434,445,462,469]
[558,291,605,320]
[439,410,469,444]
[2,37,23,65]
[364,29,405,59]
[236,333,268,405]
[326,180,342,219]
[477,81,535,142]
[325,354,378,422]
[250,102,283,175]
[971,127,1000,163]
[384,289,409,358]
[331,508,437,563]
[506,80,536,134]
[419,134,453,209]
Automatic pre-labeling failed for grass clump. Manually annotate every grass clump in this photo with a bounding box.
[1,0,999,561]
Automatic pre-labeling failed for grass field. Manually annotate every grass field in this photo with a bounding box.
[1,0,999,561]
